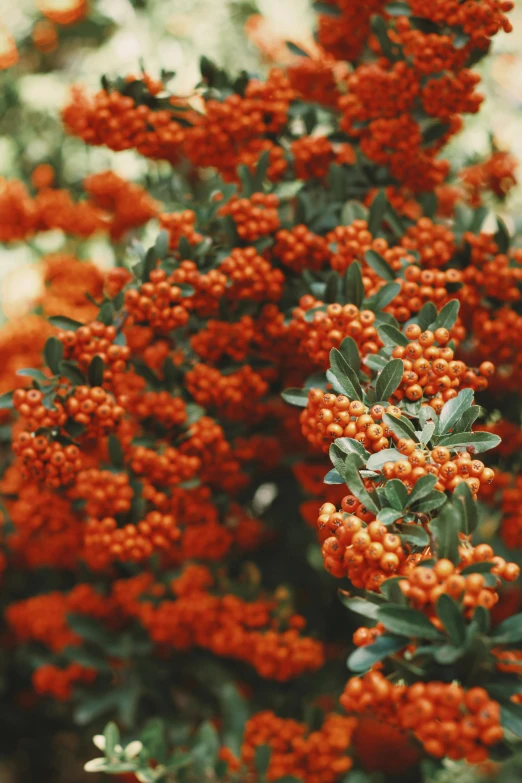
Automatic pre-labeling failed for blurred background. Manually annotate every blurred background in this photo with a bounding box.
[1,0,522,324]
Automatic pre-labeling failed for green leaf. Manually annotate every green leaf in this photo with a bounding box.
[453,480,478,535]
[376,507,404,526]
[399,525,430,547]
[453,405,482,434]
[285,41,309,57]
[281,388,309,407]
[88,356,105,387]
[408,474,438,507]
[470,605,490,635]
[431,502,460,564]
[338,593,380,621]
[220,684,248,756]
[422,121,450,145]
[44,337,64,375]
[329,349,363,400]
[0,391,13,409]
[380,576,408,604]
[48,316,83,331]
[155,230,170,259]
[338,337,361,376]
[385,2,411,16]
[255,745,271,775]
[74,690,121,726]
[439,388,474,435]
[495,216,510,254]
[324,468,344,484]
[501,703,522,737]
[334,438,370,459]
[347,633,407,673]
[461,562,494,575]
[142,247,157,282]
[366,449,402,471]
[368,190,387,236]
[419,420,436,444]
[343,453,381,512]
[436,594,466,646]
[365,249,395,282]
[377,605,443,640]
[377,324,409,349]
[368,282,401,312]
[382,413,418,442]
[371,16,400,61]
[385,479,408,510]
[59,360,86,385]
[416,302,438,331]
[341,200,368,225]
[375,359,403,402]
[343,263,364,308]
[104,722,120,758]
[432,300,460,331]
[16,368,49,381]
[491,613,522,645]
[437,431,501,454]
[412,491,446,513]
[108,434,124,470]
[98,301,115,326]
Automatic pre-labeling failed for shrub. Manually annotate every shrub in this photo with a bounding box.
[1,1,522,782]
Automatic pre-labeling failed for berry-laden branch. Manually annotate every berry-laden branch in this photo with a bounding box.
[1,0,522,782]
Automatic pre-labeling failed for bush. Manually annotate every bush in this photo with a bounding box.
[1,1,522,782]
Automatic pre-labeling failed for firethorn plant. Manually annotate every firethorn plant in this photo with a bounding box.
[2,0,522,781]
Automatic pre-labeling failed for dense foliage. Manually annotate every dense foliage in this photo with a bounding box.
[2,1,522,782]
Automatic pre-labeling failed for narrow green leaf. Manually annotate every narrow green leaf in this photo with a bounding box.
[436,594,466,646]
[377,507,404,526]
[432,300,460,331]
[104,723,120,758]
[378,605,442,640]
[399,525,430,547]
[334,438,370,459]
[439,388,474,435]
[364,249,395,281]
[495,216,510,254]
[368,190,388,236]
[408,474,438,507]
[49,316,83,331]
[281,388,309,407]
[431,502,460,564]
[338,337,361,375]
[343,453,381,512]
[59,360,86,385]
[88,356,105,387]
[368,282,401,312]
[108,434,124,470]
[437,431,501,454]
[416,302,438,331]
[324,468,344,484]
[366,448,402,471]
[375,359,404,402]
[338,593,380,621]
[377,324,409,348]
[154,230,170,260]
[382,413,418,442]
[491,613,522,645]
[348,633,407,673]
[0,391,13,409]
[384,479,408,510]
[501,703,522,737]
[329,348,363,400]
[255,745,272,775]
[343,263,364,307]
[413,491,446,513]
[44,337,64,375]
[453,480,478,535]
